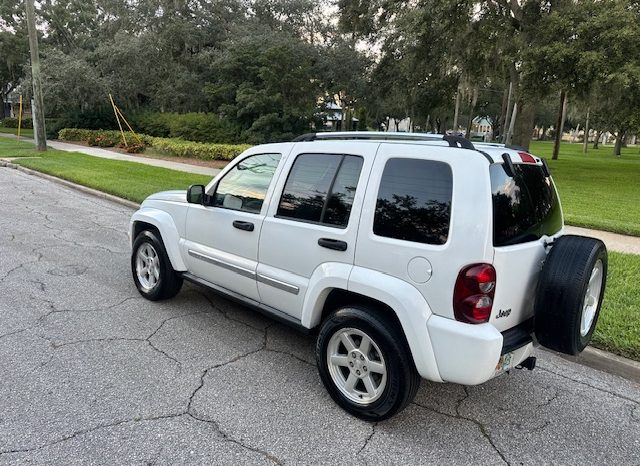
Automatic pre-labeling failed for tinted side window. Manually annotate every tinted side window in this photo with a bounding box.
[213,153,281,213]
[277,154,364,227]
[490,164,562,246]
[374,159,453,245]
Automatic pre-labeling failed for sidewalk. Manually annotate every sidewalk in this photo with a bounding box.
[565,225,640,255]
[0,132,221,177]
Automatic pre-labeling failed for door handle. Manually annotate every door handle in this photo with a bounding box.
[233,220,255,232]
[318,238,348,251]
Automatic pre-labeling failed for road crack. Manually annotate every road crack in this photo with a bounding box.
[184,325,282,465]
[357,422,377,455]
[539,366,639,406]
[0,413,185,456]
[413,387,510,465]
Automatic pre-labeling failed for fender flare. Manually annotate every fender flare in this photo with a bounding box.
[301,264,442,382]
[130,208,187,271]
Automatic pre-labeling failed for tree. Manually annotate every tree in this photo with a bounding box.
[205,26,323,142]
[0,30,28,117]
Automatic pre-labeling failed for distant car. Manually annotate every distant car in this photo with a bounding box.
[129,132,607,420]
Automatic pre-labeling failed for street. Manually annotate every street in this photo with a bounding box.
[0,167,638,465]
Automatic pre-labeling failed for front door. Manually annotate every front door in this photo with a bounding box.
[257,142,376,319]
[184,152,282,302]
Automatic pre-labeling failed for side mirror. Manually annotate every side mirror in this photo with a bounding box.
[187,184,205,204]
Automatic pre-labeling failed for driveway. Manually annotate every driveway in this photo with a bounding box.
[0,167,638,465]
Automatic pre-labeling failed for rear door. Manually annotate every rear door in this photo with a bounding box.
[489,160,564,331]
[257,142,376,320]
[354,143,494,321]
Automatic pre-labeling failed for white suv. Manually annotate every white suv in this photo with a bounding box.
[129,132,608,420]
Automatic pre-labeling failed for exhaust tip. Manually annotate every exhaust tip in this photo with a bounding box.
[517,356,537,371]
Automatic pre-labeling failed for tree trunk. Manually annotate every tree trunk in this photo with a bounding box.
[552,90,567,160]
[593,130,602,149]
[614,130,625,156]
[511,100,535,150]
[582,107,590,153]
[539,125,546,141]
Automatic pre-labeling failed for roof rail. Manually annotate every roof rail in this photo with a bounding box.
[292,131,476,149]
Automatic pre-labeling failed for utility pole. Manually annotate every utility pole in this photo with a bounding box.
[25,0,46,151]
[502,82,513,144]
[452,89,460,134]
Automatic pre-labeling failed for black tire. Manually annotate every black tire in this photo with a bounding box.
[316,306,420,421]
[131,230,183,301]
[534,235,607,355]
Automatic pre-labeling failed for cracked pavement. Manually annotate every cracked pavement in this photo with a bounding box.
[1,167,639,465]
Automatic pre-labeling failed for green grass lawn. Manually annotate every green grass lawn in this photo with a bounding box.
[0,127,34,138]
[530,141,640,236]
[0,139,210,203]
[593,251,640,360]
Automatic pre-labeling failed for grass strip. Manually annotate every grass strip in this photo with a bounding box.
[0,127,35,138]
[2,140,210,203]
[592,251,640,361]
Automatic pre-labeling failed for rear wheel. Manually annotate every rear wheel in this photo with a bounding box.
[316,306,420,421]
[534,235,607,355]
[131,230,183,301]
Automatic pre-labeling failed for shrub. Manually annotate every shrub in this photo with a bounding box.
[150,137,251,161]
[1,118,33,129]
[58,128,95,141]
[125,142,146,154]
[59,128,151,146]
[131,112,242,144]
[87,132,122,147]
[130,112,172,138]
[57,127,249,160]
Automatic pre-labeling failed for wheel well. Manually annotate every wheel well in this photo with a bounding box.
[321,289,403,336]
[320,288,417,368]
[132,221,160,241]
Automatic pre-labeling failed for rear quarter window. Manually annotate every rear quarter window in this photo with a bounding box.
[373,158,453,245]
[490,163,562,246]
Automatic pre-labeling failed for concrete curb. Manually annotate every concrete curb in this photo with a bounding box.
[545,346,640,384]
[0,160,140,210]
[2,161,640,384]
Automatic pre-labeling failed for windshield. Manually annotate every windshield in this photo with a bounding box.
[490,163,563,246]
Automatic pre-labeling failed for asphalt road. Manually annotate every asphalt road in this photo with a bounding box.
[1,167,639,465]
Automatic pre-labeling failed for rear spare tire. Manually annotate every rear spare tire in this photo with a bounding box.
[534,235,607,355]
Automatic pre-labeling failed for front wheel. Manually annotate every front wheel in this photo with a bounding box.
[131,230,183,301]
[316,306,420,421]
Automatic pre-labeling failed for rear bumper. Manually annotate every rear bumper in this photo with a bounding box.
[426,315,535,385]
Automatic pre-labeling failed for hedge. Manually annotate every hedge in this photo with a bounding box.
[1,117,34,129]
[58,128,250,161]
[149,137,251,161]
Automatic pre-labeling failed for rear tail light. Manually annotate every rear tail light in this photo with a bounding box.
[453,263,496,324]
[518,151,536,164]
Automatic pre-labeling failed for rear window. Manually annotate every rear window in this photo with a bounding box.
[490,163,562,246]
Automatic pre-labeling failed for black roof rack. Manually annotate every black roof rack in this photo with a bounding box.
[442,135,476,150]
[291,131,477,150]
